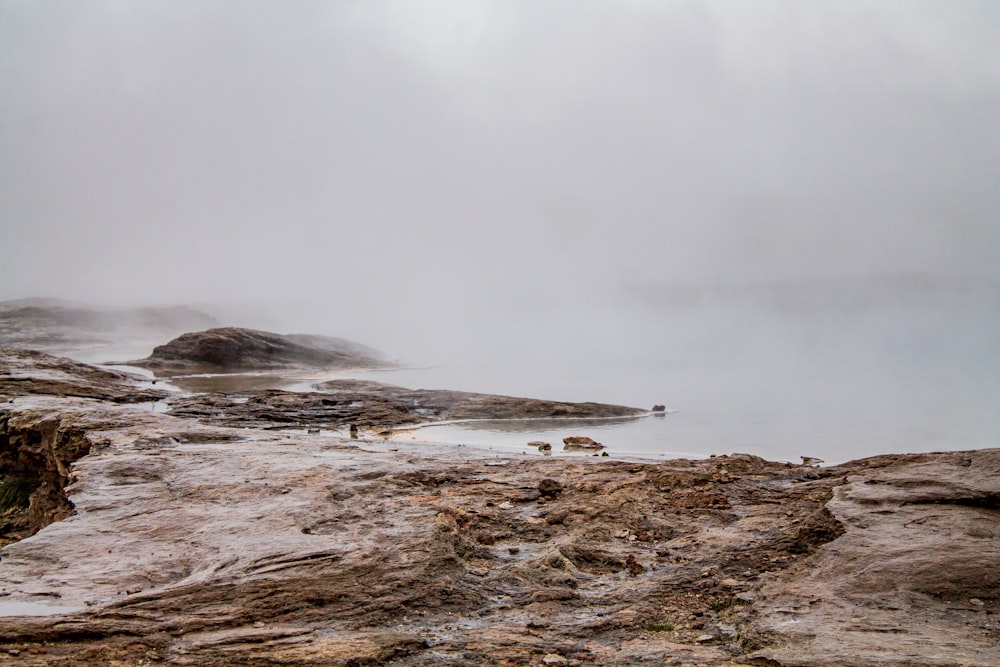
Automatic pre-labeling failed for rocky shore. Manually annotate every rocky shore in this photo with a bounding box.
[0,347,997,665]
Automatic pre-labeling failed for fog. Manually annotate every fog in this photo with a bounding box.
[2,1,999,413]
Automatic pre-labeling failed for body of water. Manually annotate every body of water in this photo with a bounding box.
[59,281,1000,465]
[341,283,1000,464]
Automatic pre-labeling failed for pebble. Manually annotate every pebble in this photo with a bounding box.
[970,598,985,606]
[499,501,514,510]
[542,654,567,665]
[695,634,714,643]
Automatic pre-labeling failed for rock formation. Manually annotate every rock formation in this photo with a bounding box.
[131,327,387,376]
[563,436,604,451]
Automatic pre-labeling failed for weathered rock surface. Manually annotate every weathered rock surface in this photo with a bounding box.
[0,348,167,404]
[132,327,387,376]
[745,449,1000,665]
[0,350,996,666]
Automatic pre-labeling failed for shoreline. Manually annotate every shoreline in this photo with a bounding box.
[0,347,998,665]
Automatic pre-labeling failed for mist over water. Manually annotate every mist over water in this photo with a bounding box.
[329,277,998,464]
[2,2,999,463]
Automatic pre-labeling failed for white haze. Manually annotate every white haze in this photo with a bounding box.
[2,1,999,459]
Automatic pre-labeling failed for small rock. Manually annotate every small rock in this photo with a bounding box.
[529,441,552,452]
[253,621,265,628]
[718,622,738,638]
[542,654,568,665]
[562,436,604,451]
[601,451,609,456]
[800,456,824,466]
[651,404,666,412]
[508,547,520,555]
[696,634,714,643]
[7,649,20,656]
[499,501,514,510]
[970,598,985,606]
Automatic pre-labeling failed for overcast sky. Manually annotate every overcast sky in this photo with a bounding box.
[2,1,999,348]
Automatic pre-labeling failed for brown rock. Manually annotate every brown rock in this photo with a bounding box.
[562,436,604,451]
[538,478,563,498]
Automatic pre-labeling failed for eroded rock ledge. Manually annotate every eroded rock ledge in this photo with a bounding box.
[163,379,646,431]
[0,350,996,666]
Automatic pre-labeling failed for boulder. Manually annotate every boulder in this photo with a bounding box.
[563,436,604,451]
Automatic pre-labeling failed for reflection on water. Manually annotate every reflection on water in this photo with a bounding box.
[400,413,706,461]
[440,415,644,433]
[167,373,301,393]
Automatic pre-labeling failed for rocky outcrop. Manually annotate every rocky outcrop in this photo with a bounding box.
[744,449,1000,665]
[0,348,166,404]
[132,327,387,376]
[317,379,645,422]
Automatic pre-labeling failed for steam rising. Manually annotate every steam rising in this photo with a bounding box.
[2,1,998,374]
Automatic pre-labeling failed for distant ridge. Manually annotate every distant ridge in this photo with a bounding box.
[0,301,218,349]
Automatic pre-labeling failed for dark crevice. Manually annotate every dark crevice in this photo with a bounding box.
[0,409,93,545]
